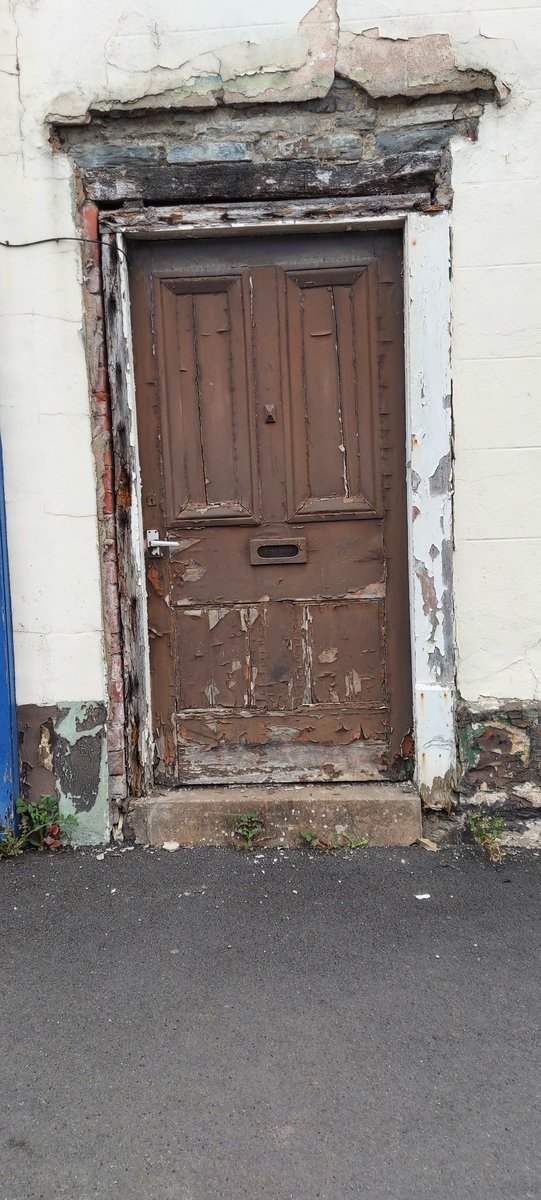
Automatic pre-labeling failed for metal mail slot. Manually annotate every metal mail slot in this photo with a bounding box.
[249,537,307,566]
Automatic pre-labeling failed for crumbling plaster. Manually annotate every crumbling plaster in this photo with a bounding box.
[43,2,505,121]
[1,0,541,839]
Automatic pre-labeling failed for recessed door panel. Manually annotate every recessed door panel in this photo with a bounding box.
[282,265,381,518]
[157,275,257,523]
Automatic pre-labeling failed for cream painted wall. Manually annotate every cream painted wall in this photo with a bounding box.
[344,1,541,703]
[0,0,539,708]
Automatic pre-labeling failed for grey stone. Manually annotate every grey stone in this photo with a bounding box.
[376,122,454,155]
[166,140,250,163]
[70,143,160,167]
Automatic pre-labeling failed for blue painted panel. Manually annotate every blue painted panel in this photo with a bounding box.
[0,436,19,832]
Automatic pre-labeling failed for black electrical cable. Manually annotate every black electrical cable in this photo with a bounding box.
[0,236,128,258]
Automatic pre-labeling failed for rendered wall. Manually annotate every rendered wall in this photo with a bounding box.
[0,0,539,838]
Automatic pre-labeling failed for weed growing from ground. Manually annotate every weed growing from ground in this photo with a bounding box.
[300,828,368,851]
[0,796,78,858]
[0,829,26,857]
[339,829,369,849]
[466,811,505,862]
[230,810,266,849]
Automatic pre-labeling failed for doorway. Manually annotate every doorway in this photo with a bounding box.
[128,230,412,787]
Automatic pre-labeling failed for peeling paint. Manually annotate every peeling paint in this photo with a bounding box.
[429,451,452,496]
[420,769,455,813]
[459,705,536,784]
[455,700,541,841]
[50,0,340,120]
[414,558,439,641]
[177,559,206,583]
[37,724,54,772]
[405,215,456,809]
[47,2,504,125]
[208,607,230,630]
[318,647,338,664]
[18,702,109,844]
[336,29,497,100]
[345,669,362,699]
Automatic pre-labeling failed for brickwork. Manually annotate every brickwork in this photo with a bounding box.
[81,202,127,816]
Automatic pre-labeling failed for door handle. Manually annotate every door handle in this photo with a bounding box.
[146,529,181,557]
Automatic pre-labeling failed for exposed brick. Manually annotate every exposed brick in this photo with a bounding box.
[110,775,128,801]
[82,202,99,244]
[106,607,120,634]
[103,561,118,586]
[108,749,126,776]
[110,653,123,681]
[107,724,125,753]
[80,194,128,829]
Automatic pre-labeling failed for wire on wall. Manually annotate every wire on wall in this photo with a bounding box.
[0,236,128,258]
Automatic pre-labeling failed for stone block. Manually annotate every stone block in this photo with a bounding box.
[166,140,250,163]
[129,783,422,848]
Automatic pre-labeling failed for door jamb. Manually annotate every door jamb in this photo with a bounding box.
[100,204,455,808]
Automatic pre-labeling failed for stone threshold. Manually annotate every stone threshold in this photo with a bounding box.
[129,782,421,848]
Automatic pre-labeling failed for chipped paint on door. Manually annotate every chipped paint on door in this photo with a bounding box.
[129,232,411,785]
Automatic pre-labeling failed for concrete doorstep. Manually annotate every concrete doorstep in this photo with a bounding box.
[129,782,421,848]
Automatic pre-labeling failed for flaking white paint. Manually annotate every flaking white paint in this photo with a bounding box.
[404,212,455,800]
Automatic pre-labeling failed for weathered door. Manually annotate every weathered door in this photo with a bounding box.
[129,232,411,786]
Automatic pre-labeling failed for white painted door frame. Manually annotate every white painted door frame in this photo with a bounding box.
[404,213,455,805]
[102,204,455,805]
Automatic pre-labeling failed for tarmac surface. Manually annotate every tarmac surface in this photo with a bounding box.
[0,844,540,1200]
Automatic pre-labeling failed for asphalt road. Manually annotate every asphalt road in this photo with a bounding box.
[1,845,539,1200]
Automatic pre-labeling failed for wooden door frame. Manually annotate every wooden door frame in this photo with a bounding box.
[100,201,455,810]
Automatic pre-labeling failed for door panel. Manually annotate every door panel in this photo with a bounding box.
[167,521,384,605]
[157,275,257,523]
[174,599,384,713]
[129,232,411,787]
[282,266,381,518]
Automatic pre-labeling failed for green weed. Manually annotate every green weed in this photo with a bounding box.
[0,795,79,855]
[300,828,368,851]
[0,830,26,858]
[339,829,369,850]
[230,810,265,849]
[466,810,505,862]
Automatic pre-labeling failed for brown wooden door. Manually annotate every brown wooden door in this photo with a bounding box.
[129,232,411,786]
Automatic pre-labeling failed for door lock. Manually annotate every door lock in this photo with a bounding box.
[146,529,181,557]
